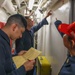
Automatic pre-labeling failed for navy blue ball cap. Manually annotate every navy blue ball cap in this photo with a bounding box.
[54,20,62,26]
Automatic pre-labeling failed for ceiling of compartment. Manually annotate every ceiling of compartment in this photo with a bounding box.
[0,0,68,16]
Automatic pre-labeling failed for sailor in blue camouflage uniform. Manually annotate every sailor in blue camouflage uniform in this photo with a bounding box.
[55,20,75,75]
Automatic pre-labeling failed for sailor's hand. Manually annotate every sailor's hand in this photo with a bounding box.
[18,50,27,55]
[45,10,52,18]
[23,60,35,71]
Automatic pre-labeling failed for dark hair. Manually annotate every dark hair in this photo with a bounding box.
[6,14,27,28]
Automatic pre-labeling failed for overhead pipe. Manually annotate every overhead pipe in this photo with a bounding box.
[1,0,17,14]
[15,0,25,8]
[0,0,5,6]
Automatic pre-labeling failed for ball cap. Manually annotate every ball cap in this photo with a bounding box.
[58,22,75,41]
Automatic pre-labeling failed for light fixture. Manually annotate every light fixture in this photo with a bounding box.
[28,0,35,10]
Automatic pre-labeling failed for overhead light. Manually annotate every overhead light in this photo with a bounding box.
[28,0,35,10]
